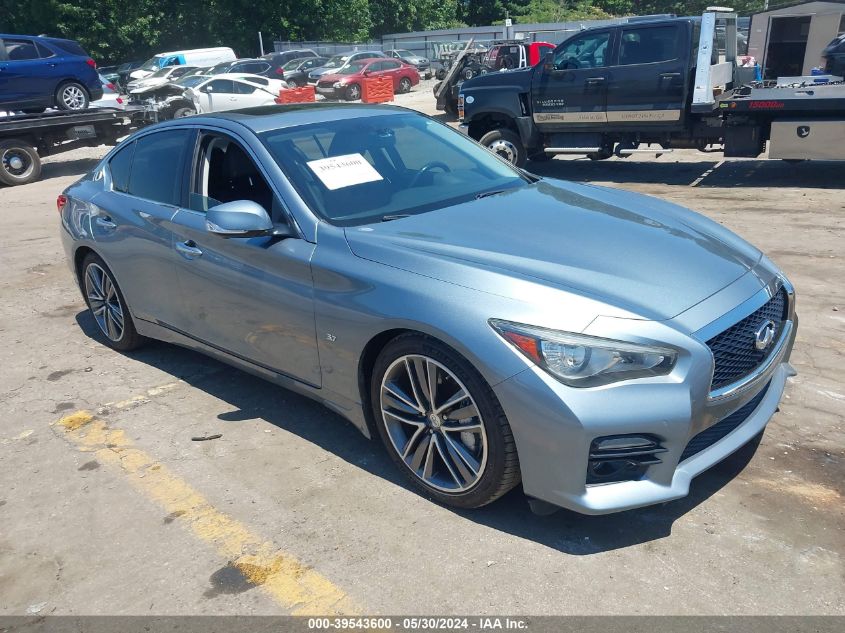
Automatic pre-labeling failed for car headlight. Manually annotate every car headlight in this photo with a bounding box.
[489,319,676,387]
[333,81,344,88]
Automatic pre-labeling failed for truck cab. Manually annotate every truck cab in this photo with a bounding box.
[460,17,712,166]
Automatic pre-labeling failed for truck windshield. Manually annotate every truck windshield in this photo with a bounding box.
[259,112,528,226]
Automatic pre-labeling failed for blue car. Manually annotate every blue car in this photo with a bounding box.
[0,34,103,113]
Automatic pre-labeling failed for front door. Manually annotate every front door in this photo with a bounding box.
[605,22,688,127]
[530,29,614,129]
[169,130,321,386]
[0,38,53,108]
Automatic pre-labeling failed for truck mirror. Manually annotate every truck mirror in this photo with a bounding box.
[543,51,554,73]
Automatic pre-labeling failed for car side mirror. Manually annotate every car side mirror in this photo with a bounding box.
[206,200,274,238]
[363,70,371,76]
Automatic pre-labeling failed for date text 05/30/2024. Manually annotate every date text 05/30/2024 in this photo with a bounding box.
[307,617,529,630]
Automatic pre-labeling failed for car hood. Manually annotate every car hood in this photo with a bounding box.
[318,72,359,83]
[343,180,762,321]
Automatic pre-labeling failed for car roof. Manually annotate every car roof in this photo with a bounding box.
[154,103,410,134]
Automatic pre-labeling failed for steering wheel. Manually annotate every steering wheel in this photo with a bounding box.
[409,161,451,188]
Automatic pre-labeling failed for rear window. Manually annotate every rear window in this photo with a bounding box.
[47,39,89,57]
[3,38,41,60]
[128,130,192,206]
[108,142,134,193]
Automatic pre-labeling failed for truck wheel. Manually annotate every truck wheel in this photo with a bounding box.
[435,68,447,81]
[479,129,526,168]
[463,68,476,80]
[0,140,41,186]
[56,81,89,110]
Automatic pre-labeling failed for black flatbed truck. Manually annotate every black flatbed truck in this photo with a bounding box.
[458,7,845,167]
[0,107,144,186]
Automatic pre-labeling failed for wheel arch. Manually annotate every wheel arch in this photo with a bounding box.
[466,111,519,141]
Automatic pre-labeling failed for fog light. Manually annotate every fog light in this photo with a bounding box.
[587,434,666,485]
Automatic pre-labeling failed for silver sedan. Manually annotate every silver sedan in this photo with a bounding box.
[59,104,797,514]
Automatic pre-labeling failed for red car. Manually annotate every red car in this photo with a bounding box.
[316,58,420,101]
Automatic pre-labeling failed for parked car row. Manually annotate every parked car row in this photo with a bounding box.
[1,34,429,117]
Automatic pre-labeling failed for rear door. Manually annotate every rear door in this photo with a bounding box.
[530,29,615,128]
[377,60,403,87]
[89,129,193,324]
[605,22,688,127]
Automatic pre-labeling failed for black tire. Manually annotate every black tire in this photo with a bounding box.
[170,105,195,119]
[55,81,89,111]
[345,83,361,101]
[370,333,521,509]
[435,68,446,81]
[80,252,146,351]
[478,128,526,168]
[0,139,41,186]
[399,77,412,93]
[463,67,475,80]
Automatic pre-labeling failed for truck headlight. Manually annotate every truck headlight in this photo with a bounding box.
[490,319,676,387]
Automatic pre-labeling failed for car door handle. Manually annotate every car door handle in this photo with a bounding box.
[94,216,117,230]
[585,77,606,85]
[660,72,681,78]
[175,240,203,259]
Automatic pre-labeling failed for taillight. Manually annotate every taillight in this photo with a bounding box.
[106,82,116,91]
[275,68,284,75]
[57,194,68,214]
[86,58,96,68]
[116,97,124,104]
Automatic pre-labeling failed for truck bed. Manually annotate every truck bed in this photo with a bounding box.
[719,81,845,114]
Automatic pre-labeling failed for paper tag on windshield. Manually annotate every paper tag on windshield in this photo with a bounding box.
[306,153,383,190]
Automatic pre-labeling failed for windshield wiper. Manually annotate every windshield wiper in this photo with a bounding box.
[475,189,508,200]
[381,214,410,222]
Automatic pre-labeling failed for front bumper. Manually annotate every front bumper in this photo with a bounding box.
[493,278,798,515]
[315,85,341,99]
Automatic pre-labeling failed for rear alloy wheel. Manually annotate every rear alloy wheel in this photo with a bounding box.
[372,334,520,508]
[345,83,361,101]
[0,140,41,186]
[399,77,412,93]
[479,128,526,168]
[81,253,145,351]
[56,82,89,110]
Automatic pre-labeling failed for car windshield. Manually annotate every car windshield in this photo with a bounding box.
[324,55,349,69]
[395,50,412,57]
[174,75,208,87]
[260,112,528,226]
[139,56,160,71]
[339,62,368,75]
[282,58,305,70]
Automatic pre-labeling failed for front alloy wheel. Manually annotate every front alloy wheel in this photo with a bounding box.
[372,334,520,508]
[380,355,488,493]
[346,83,361,101]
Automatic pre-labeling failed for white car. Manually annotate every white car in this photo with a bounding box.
[127,66,198,93]
[186,73,287,113]
[91,74,126,110]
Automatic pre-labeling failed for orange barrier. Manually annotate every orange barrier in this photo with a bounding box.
[361,77,394,104]
[276,86,315,104]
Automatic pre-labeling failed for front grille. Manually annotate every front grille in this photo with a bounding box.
[706,288,788,390]
[680,382,770,462]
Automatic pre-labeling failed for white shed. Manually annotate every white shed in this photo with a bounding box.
[747,0,845,77]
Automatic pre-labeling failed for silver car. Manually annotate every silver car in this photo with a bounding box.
[59,105,797,514]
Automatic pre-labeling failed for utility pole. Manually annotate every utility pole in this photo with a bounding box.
[258,31,265,56]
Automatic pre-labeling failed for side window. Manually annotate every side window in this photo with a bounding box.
[618,25,680,66]
[35,42,55,59]
[128,130,192,206]
[207,79,235,93]
[554,32,611,69]
[192,135,276,215]
[4,38,41,61]
[383,60,401,70]
[233,80,256,94]
[108,142,135,193]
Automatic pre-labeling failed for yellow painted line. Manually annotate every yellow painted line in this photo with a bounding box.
[54,410,359,615]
